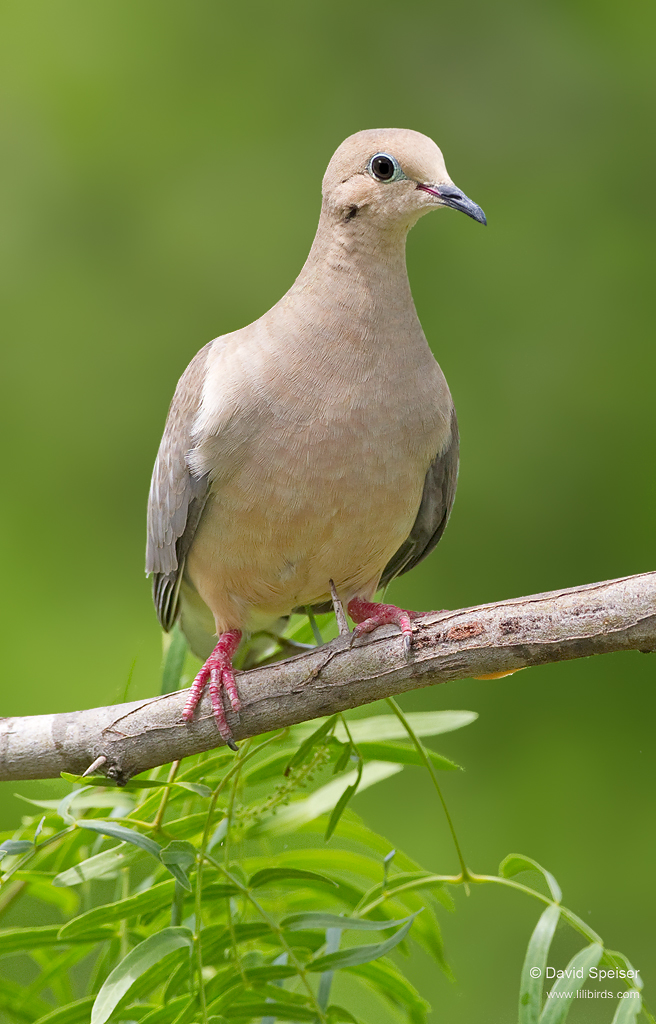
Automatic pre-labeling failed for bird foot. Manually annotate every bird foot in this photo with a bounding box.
[182,629,242,749]
[347,598,425,655]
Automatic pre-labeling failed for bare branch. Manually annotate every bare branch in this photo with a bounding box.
[1,573,654,785]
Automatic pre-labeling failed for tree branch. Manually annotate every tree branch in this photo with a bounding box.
[2,572,654,784]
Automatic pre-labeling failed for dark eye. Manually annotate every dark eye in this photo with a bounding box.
[369,152,401,182]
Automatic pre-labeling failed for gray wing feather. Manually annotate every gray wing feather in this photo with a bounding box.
[146,342,212,631]
[380,408,459,587]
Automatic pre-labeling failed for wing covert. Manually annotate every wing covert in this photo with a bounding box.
[146,342,212,631]
[380,408,459,587]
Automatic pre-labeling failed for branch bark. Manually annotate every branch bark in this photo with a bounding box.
[2,572,654,784]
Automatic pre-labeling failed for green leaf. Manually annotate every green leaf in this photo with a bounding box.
[249,867,338,889]
[499,854,562,903]
[0,978,56,1022]
[221,1002,317,1021]
[518,905,560,1024]
[240,750,299,785]
[160,840,196,891]
[327,1006,360,1024]
[254,762,402,834]
[161,622,188,694]
[243,964,297,981]
[90,927,193,1024]
[176,781,212,798]
[611,992,642,1023]
[60,773,210,798]
[77,818,161,855]
[333,741,353,774]
[12,871,79,915]
[308,912,420,971]
[283,912,415,931]
[284,715,338,775]
[325,759,362,841]
[76,820,194,887]
[344,958,429,1024]
[0,924,110,954]
[539,943,603,1024]
[357,741,460,771]
[31,997,96,1024]
[177,751,233,782]
[53,842,144,885]
[326,711,477,743]
[601,950,643,990]
[57,786,95,823]
[203,881,241,899]
[0,839,33,858]
[58,879,177,939]
[138,995,195,1024]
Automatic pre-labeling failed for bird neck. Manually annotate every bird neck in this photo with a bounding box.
[290,207,417,333]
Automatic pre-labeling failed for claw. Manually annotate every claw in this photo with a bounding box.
[181,629,242,747]
[348,597,419,656]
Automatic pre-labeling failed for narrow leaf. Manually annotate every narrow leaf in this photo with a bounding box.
[53,842,143,885]
[160,840,196,891]
[327,1006,360,1024]
[285,715,338,775]
[58,879,177,939]
[175,781,212,797]
[283,912,415,932]
[203,881,240,899]
[611,992,642,1023]
[77,820,162,858]
[330,711,477,743]
[357,741,460,771]
[90,927,193,1024]
[539,943,603,1024]
[344,959,429,1024]
[318,927,342,1010]
[308,912,420,971]
[325,761,363,841]
[0,925,71,954]
[249,867,338,889]
[0,840,33,858]
[76,821,193,888]
[500,854,562,903]
[519,905,560,1024]
[32,996,95,1024]
[333,741,353,774]
[161,622,188,695]
[221,1002,317,1021]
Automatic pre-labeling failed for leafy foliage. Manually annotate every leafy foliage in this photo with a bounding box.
[0,626,650,1022]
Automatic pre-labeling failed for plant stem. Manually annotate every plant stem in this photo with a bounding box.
[204,852,328,1024]
[224,745,250,985]
[305,607,324,646]
[151,760,181,830]
[385,697,470,881]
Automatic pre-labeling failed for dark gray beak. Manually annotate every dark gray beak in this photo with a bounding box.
[417,182,487,226]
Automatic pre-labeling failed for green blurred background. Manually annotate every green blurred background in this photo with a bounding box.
[1,0,654,1019]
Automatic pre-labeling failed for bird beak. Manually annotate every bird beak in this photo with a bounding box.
[417,182,487,226]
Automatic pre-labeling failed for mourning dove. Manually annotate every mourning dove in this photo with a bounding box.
[146,128,486,745]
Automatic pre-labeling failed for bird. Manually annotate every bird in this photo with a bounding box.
[146,128,486,747]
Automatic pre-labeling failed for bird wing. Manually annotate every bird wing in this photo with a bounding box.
[146,341,212,631]
[380,409,459,587]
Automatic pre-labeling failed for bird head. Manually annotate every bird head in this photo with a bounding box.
[322,128,486,231]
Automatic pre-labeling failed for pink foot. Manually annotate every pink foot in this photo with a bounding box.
[182,629,242,749]
[347,598,424,655]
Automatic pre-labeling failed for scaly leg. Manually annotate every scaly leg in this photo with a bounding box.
[347,597,424,655]
[182,629,242,749]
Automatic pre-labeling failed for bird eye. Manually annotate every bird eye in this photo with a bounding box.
[368,153,403,182]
